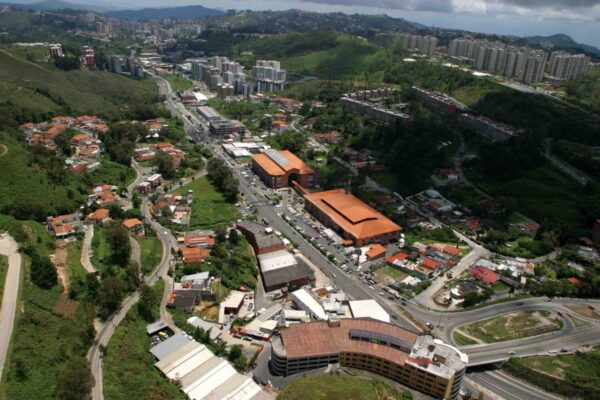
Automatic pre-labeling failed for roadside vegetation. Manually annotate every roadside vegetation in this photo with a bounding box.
[138,230,163,275]
[504,348,600,400]
[164,74,194,92]
[279,374,413,400]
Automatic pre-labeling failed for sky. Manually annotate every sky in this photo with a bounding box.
[32,0,600,47]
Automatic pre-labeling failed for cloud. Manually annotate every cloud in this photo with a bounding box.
[299,0,600,19]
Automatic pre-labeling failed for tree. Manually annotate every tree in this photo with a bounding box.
[154,152,176,179]
[138,284,159,321]
[228,229,239,245]
[55,357,94,400]
[97,276,126,319]
[228,344,242,361]
[462,292,481,308]
[105,222,131,267]
[30,252,57,289]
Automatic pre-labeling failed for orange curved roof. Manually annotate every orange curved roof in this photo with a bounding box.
[304,189,401,240]
[252,150,314,177]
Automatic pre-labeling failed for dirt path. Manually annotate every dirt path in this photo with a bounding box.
[455,328,486,344]
[0,144,6,157]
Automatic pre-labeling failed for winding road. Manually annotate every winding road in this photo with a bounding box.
[0,234,22,382]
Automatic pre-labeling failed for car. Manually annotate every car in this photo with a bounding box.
[517,302,524,306]
[560,348,569,353]
[588,305,596,311]
[507,351,516,355]
[548,349,558,354]
[252,363,257,369]
[426,322,434,329]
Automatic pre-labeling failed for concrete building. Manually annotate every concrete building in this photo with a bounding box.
[547,51,590,81]
[348,299,390,323]
[304,189,401,247]
[251,149,315,189]
[270,319,468,400]
[290,288,327,320]
[237,220,286,255]
[49,43,64,58]
[257,250,315,292]
[252,60,287,92]
[398,34,438,56]
[412,86,460,115]
[458,113,519,142]
[340,95,410,126]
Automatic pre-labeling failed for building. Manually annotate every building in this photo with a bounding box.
[458,113,519,142]
[348,300,390,323]
[252,60,287,92]
[304,189,401,247]
[257,250,315,292]
[290,288,327,320]
[86,208,109,224]
[547,51,590,81]
[469,266,499,285]
[271,319,468,400]
[49,43,63,58]
[150,333,274,400]
[366,243,386,261]
[398,34,438,56]
[412,86,460,115]
[251,149,315,189]
[47,213,82,238]
[237,220,285,255]
[122,218,145,236]
[340,96,410,125]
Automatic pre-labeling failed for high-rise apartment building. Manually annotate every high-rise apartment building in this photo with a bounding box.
[252,60,287,92]
[398,34,439,56]
[547,51,590,81]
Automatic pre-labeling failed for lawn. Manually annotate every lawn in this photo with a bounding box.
[164,74,194,92]
[138,235,163,275]
[0,255,7,307]
[89,157,136,189]
[66,240,87,282]
[91,225,110,273]
[174,176,240,229]
[472,165,585,232]
[459,310,563,343]
[374,266,408,285]
[279,374,412,400]
[103,280,186,400]
[565,304,600,319]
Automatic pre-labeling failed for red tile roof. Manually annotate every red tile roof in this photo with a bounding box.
[421,257,440,270]
[122,218,143,229]
[366,244,386,260]
[385,251,409,264]
[469,266,499,284]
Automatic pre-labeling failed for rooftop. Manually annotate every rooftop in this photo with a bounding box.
[349,300,390,323]
[304,189,401,240]
[252,150,314,177]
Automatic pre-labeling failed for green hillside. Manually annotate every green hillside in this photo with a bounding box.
[0,47,161,129]
[283,35,387,79]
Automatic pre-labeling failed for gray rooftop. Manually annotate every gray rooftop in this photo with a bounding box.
[261,262,314,289]
[150,333,191,361]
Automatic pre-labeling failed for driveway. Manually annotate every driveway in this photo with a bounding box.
[0,234,22,381]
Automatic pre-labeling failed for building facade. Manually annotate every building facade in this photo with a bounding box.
[251,149,315,189]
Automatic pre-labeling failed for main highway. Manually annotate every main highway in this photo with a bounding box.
[152,72,600,400]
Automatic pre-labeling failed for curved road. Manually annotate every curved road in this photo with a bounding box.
[0,234,22,381]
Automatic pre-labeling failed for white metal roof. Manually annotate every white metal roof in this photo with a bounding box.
[155,341,203,374]
[291,288,326,320]
[258,250,297,272]
[349,299,390,323]
[186,362,237,399]
[221,290,245,309]
[166,346,214,381]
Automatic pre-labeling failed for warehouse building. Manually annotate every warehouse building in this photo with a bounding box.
[270,319,468,400]
[258,250,315,292]
[150,332,274,400]
[251,149,315,189]
[304,189,401,246]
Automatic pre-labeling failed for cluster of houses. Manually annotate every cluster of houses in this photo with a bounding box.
[20,115,109,174]
[151,190,193,226]
[134,142,186,167]
[178,230,215,264]
[143,117,168,139]
[383,241,463,284]
[88,184,120,207]
[137,173,163,193]
[340,148,386,173]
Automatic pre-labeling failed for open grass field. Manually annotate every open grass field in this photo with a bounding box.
[0,47,159,123]
[164,74,194,92]
[279,374,412,400]
[283,35,387,79]
[89,158,136,189]
[459,310,563,343]
[138,235,163,275]
[91,225,110,273]
[0,256,7,307]
[374,266,408,286]
[453,331,479,346]
[103,280,186,400]
[174,177,240,229]
[565,304,600,319]
[471,165,585,232]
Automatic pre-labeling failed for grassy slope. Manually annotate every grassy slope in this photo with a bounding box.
[0,131,85,216]
[283,35,386,79]
[103,280,186,400]
[138,235,163,275]
[565,67,600,114]
[279,375,411,400]
[174,177,239,229]
[0,47,158,121]
[164,74,194,91]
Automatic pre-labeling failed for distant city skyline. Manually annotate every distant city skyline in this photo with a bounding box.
[11,0,600,48]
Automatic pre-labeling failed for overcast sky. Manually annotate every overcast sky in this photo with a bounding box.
[55,0,600,47]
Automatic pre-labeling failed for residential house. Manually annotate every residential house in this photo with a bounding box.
[47,213,82,238]
[122,218,145,236]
